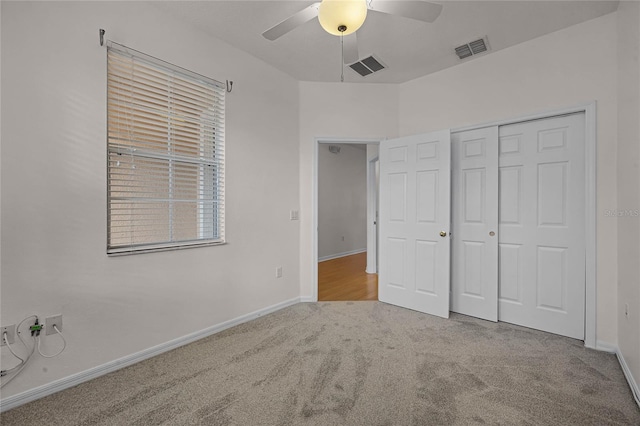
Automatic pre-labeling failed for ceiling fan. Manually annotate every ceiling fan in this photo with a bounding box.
[262,0,443,65]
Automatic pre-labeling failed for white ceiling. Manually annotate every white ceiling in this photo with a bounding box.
[153,1,619,84]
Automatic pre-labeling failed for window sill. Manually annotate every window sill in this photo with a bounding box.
[107,240,227,256]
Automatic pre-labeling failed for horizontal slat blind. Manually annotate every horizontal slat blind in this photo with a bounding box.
[107,42,225,254]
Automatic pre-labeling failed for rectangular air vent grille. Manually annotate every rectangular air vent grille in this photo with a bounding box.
[350,62,373,77]
[361,56,385,72]
[455,37,490,60]
[349,55,385,77]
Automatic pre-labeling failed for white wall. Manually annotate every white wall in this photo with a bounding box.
[0,1,300,398]
[298,82,399,299]
[318,144,367,260]
[398,13,620,346]
[617,1,640,395]
[0,1,3,304]
[2,0,636,405]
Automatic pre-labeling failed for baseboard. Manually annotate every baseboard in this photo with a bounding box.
[299,296,316,302]
[318,248,366,262]
[593,341,639,407]
[595,340,617,353]
[0,297,301,413]
[616,348,640,407]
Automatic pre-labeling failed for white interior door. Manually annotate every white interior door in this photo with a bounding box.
[378,130,451,318]
[451,127,499,321]
[498,113,586,339]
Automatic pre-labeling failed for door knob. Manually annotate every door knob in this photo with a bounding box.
[489,231,495,237]
[440,231,447,237]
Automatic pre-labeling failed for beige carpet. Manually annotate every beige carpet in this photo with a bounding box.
[2,302,639,425]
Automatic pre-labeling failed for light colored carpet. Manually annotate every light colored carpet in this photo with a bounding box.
[2,302,639,425]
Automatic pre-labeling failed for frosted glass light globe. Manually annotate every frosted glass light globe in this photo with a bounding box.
[318,0,368,36]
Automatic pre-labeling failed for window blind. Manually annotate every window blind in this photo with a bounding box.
[107,42,225,254]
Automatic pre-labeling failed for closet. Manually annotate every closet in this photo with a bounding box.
[451,113,586,339]
[378,112,587,340]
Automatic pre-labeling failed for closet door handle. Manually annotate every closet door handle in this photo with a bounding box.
[489,231,495,237]
[440,231,447,237]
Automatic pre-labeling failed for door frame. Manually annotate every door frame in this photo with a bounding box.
[366,155,379,274]
[312,138,382,302]
[308,102,596,349]
[451,101,597,348]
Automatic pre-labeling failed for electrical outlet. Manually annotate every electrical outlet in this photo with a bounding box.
[625,303,629,318]
[290,210,299,221]
[45,315,63,336]
[276,266,283,278]
[1,324,16,346]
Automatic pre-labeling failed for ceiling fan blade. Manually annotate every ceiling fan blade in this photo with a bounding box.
[343,33,359,64]
[369,1,443,23]
[262,2,321,41]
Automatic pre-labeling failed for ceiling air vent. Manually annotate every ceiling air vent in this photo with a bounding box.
[349,55,386,77]
[455,37,490,60]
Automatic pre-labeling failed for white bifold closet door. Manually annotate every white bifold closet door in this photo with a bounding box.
[451,113,586,340]
[498,114,586,340]
[379,130,451,318]
[451,127,499,322]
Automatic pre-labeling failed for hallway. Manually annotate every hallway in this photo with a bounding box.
[318,252,378,301]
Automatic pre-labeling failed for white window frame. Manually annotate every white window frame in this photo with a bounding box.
[107,42,225,255]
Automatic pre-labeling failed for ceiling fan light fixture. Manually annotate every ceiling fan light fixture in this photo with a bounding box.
[318,0,368,36]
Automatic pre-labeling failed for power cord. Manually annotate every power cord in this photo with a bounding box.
[1,315,38,389]
[4,332,25,363]
[1,315,67,388]
[37,325,67,358]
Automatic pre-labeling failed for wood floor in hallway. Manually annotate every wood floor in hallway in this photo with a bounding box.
[318,252,378,301]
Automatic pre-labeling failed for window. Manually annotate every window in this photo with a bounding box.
[107,42,225,254]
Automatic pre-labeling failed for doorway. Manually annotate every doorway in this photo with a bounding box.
[314,139,380,301]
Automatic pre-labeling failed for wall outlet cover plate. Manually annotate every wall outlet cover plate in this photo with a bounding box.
[45,315,63,336]
[1,324,17,346]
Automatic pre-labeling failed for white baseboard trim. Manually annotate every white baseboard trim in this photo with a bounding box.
[616,348,640,407]
[0,297,301,413]
[299,296,316,303]
[593,341,639,407]
[595,340,617,353]
[318,248,366,263]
